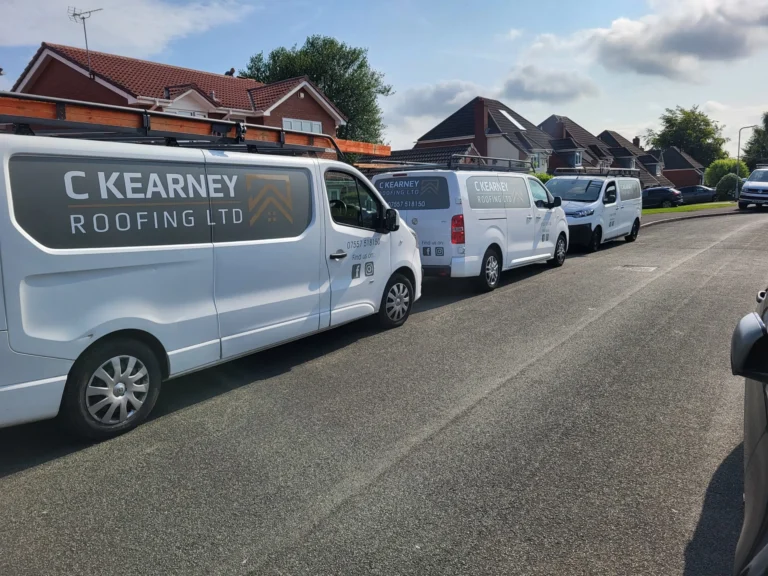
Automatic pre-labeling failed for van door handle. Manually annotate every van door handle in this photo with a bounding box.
[329,251,347,260]
[526,215,533,221]
[758,290,766,304]
[535,216,542,221]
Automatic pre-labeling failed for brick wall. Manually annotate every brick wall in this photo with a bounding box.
[663,169,702,187]
[24,58,129,106]
[261,91,337,135]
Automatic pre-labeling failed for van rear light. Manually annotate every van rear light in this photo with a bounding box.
[451,214,465,244]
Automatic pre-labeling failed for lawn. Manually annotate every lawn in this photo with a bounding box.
[642,201,736,215]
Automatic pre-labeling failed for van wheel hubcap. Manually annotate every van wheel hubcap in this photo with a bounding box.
[486,255,499,286]
[386,283,410,321]
[85,356,149,425]
[556,239,566,262]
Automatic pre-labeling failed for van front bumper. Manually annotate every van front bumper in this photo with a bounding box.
[740,193,768,205]
[0,331,72,428]
[567,223,594,246]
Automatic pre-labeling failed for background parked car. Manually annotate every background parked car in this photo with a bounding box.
[642,186,683,208]
[678,185,716,204]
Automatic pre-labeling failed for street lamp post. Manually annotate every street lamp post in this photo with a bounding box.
[736,125,758,201]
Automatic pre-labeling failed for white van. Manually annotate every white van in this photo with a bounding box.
[0,135,421,438]
[372,167,569,291]
[545,169,643,252]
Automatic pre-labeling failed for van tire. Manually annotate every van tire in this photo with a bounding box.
[379,273,414,329]
[548,234,567,267]
[476,247,501,292]
[739,202,750,210]
[625,219,640,242]
[661,200,673,208]
[587,227,602,253]
[60,338,162,440]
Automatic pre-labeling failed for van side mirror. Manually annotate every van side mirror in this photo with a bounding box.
[552,196,562,208]
[384,208,400,232]
[731,313,768,383]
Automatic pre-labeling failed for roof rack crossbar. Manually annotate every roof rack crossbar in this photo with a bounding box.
[359,153,533,175]
[554,167,641,176]
[0,91,352,161]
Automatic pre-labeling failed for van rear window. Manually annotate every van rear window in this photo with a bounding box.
[467,176,530,209]
[374,176,450,210]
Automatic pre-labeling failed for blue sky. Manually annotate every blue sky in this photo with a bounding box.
[2,0,767,154]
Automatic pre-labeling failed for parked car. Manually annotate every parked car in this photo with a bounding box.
[545,171,642,252]
[372,166,569,292]
[0,134,422,439]
[730,285,768,575]
[739,168,768,210]
[678,185,716,204]
[642,186,683,208]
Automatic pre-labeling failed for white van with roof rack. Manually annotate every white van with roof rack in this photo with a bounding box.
[544,168,642,252]
[0,93,422,439]
[371,155,569,291]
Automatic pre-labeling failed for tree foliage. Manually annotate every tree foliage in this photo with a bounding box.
[534,172,552,183]
[743,112,768,171]
[704,158,749,187]
[715,173,742,200]
[645,106,728,167]
[239,35,393,144]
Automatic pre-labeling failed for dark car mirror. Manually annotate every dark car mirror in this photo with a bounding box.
[731,312,768,383]
[384,208,400,232]
[551,196,562,208]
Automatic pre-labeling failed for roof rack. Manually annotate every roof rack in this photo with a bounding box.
[361,154,533,174]
[554,167,641,177]
[0,92,390,161]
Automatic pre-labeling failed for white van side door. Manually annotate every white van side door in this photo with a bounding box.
[203,153,325,359]
[322,169,391,326]
[528,177,557,257]
[602,180,620,239]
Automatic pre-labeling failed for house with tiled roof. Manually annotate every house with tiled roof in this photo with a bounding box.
[12,42,347,136]
[538,115,613,173]
[597,130,675,189]
[413,97,553,172]
[655,147,705,187]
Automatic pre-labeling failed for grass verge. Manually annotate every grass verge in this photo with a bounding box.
[642,201,735,215]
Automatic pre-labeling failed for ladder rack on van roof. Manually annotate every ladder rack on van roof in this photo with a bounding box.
[359,154,533,174]
[0,92,391,161]
[554,167,641,177]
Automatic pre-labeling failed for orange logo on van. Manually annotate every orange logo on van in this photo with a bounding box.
[246,174,293,226]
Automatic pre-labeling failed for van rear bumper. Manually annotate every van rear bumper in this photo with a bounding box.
[0,330,72,428]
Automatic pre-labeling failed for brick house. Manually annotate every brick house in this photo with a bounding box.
[597,130,675,189]
[12,43,347,136]
[413,97,553,172]
[538,115,614,172]
[652,147,705,187]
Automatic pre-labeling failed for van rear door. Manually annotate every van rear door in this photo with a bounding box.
[374,173,453,269]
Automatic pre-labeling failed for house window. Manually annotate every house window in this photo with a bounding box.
[283,118,323,134]
[573,151,582,167]
[530,153,539,169]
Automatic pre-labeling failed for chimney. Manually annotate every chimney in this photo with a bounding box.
[555,120,566,139]
[473,98,488,156]
[632,136,641,149]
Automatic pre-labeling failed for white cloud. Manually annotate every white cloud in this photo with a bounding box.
[501,66,598,103]
[0,0,255,58]
[702,100,767,156]
[499,28,522,41]
[391,80,483,118]
[529,0,768,81]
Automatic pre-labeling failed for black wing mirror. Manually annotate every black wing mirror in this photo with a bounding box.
[384,208,400,232]
[552,196,562,208]
[731,312,768,382]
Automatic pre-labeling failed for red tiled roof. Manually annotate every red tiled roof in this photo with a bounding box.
[248,77,306,110]
[18,42,264,110]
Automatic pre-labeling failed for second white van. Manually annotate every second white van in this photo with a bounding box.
[545,169,643,252]
[372,167,569,291]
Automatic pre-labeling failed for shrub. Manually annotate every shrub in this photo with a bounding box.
[715,173,743,200]
[704,158,749,187]
[534,172,552,183]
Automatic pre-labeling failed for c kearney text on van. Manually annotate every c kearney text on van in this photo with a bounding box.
[64,170,243,234]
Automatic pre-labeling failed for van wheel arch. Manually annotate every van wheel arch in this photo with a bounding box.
[69,329,170,381]
[487,243,503,269]
[393,266,416,292]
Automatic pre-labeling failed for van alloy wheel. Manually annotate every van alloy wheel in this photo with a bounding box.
[385,282,410,322]
[555,237,566,263]
[85,355,150,425]
[485,254,499,287]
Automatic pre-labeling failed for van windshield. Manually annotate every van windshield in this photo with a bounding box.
[545,179,603,202]
[747,170,768,183]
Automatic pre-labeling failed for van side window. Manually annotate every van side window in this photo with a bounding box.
[498,176,531,209]
[528,178,552,208]
[325,171,382,230]
[603,181,617,204]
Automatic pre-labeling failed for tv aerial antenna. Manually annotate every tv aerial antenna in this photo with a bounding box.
[68,6,103,78]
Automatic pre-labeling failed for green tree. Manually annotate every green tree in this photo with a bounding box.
[715,173,742,200]
[534,172,552,183]
[239,35,393,144]
[704,158,749,186]
[743,112,768,171]
[645,106,728,167]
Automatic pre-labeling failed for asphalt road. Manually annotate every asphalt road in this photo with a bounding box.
[2,214,767,576]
